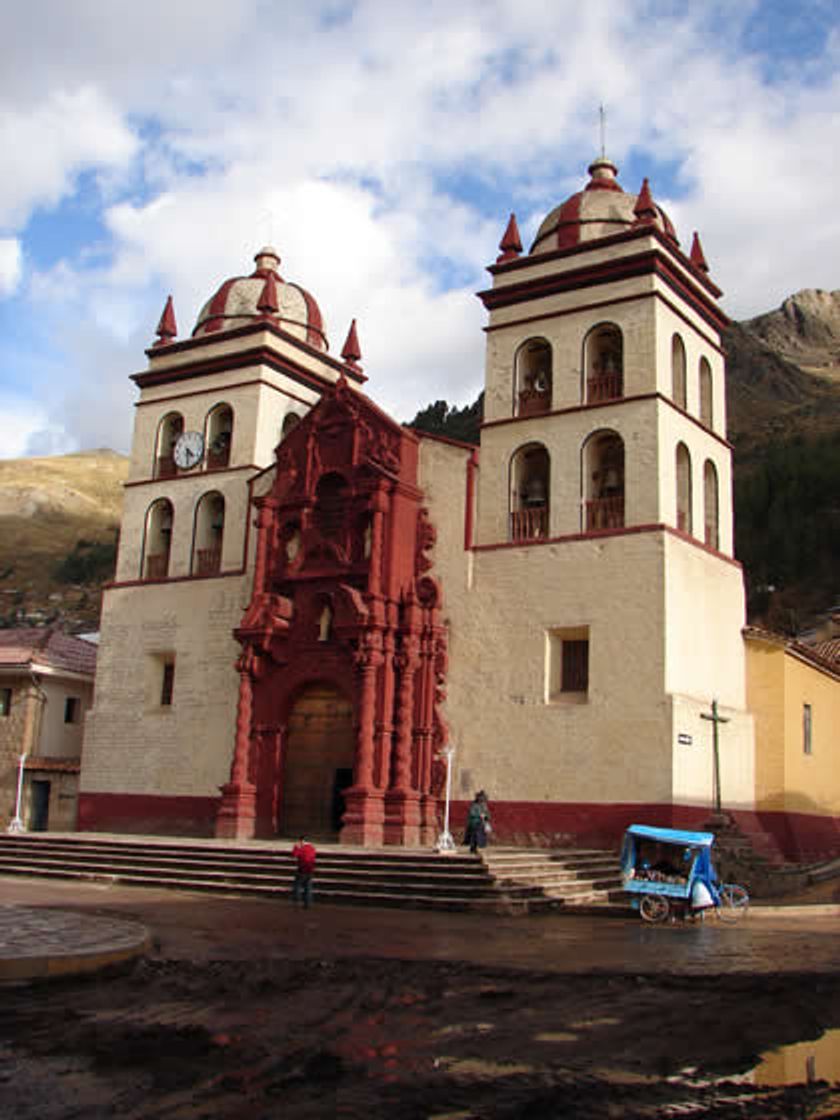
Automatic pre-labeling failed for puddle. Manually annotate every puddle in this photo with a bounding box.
[749,1027,840,1087]
[533,1031,579,1042]
[569,1016,621,1029]
[437,1057,535,1078]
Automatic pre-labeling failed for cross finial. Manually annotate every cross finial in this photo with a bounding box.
[599,103,606,160]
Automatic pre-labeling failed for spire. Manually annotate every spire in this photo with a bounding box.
[153,295,177,347]
[633,178,657,224]
[690,231,709,273]
[257,271,279,317]
[496,213,523,263]
[341,318,362,370]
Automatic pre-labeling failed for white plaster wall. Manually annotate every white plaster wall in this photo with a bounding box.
[441,532,674,805]
[670,694,755,810]
[38,677,93,758]
[82,576,250,797]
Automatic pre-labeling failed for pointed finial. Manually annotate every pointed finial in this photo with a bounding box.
[257,272,279,317]
[341,318,362,369]
[633,178,657,224]
[690,232,709,272]
[599,103,606,160]
[154,295,177,346]
[496,213,523,263]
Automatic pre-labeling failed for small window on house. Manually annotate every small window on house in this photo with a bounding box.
[803,703,812,755]
[64,697,80,724]
[161,662,175,707]
[547,628,590,702]
[0,687,11,716]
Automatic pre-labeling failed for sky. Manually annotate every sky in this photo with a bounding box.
[1,0,840,460]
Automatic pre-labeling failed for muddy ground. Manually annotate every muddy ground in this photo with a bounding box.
[2,956,839,1119]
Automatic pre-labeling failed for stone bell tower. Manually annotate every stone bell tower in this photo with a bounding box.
[441,155,755,845]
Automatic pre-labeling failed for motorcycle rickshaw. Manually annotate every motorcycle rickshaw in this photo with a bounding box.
[620,823,749,923]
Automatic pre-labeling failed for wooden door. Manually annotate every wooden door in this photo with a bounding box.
[282,685,354,837]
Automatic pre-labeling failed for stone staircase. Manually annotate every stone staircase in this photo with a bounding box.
[483,847,623,909]
[0,834,623,914]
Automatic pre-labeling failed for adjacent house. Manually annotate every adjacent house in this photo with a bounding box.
[0,628,97,832]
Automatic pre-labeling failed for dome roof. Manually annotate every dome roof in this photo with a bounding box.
[530,157,678,255]
[193,247,328,351]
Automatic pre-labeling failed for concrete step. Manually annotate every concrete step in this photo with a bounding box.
[0,835,623,914]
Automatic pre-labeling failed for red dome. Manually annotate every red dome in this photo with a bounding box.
[530,158,678,254]
[193,247,328,351]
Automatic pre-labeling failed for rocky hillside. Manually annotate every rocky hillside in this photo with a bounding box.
[0,450,128,633]
[743,289,840,380]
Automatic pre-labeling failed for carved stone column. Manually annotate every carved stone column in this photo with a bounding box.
[215,648,259,839]
[384,637,422,845]
[341,632,385,845]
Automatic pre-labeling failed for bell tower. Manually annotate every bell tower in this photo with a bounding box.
[442,156,755,845]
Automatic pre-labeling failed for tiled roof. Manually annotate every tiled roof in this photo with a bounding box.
[0,628,96,677]
[812,638,840,667]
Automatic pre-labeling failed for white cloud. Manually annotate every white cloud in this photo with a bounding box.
[0,239,21,296]
[3,1,840,457]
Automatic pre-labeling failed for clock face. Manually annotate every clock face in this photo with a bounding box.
[173,430,205,470]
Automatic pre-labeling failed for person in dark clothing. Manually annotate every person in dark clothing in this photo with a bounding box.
[464,792,491,855]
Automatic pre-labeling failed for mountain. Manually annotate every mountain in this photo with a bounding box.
[0,449,128,632]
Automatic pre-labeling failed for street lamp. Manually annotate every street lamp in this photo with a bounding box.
[6,753,27,834]
[435,742,456,853]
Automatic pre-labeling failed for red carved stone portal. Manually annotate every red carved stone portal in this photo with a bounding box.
[216,378,448,846]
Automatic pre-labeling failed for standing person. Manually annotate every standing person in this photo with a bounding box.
[291,835,316,909]
[465,792,491,855]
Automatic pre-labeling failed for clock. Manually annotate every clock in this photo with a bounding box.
[173,430,205,470]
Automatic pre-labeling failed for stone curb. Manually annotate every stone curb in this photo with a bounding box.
[0,906,151,984]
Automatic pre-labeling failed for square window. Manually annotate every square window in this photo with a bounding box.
[0,687,11,716]
[803,703,812,755]
[64,697,80,724]
[547,627,590,702]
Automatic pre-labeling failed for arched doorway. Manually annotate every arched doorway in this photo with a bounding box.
[282,683,355,838]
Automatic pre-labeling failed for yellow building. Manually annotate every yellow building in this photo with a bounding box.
[745,627,840,860]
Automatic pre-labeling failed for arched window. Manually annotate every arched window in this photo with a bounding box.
[143,499,174,579]
[585,324,623,403]
[206,404,233,469]
[672,335,687,411]
[699,358,713,428]
[704,460,719,550]
[281,412,301,440]
[515,338,552,416]
[676,443,692,534]
[509,443,550,541]
[582,430,625,531]
[192,491,225,575]
[315,473,349,539]
[155,413,184,479]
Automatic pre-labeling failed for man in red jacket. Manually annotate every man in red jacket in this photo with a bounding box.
[291,836,316,909]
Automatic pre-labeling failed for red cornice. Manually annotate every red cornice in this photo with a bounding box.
[134,376,314,411]
[482,286,726,359]
[479,246,728,334]
[105,568,247,591]
[136,323,366,389]
[124,463,260,489]
[489,224,722,300]
[480,392,733,451]
[472,521,741,568]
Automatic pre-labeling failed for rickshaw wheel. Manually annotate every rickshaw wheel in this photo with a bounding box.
[640,895,670,923]
[717,884,749,921]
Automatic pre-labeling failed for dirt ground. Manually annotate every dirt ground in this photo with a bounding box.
[2,954,840,1119]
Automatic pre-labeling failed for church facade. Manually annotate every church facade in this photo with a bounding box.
[81,156,766,852]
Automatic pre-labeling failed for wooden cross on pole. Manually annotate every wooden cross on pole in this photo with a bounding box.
[700,698,730,814]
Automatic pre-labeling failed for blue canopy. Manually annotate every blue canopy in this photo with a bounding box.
[624,824,715,847]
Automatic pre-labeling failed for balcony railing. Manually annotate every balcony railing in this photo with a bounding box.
[195,547,222,575]
[585,496,624,532]
[145,552,170,579]
[517,387,551,417]
[586,372,623,403]
[206,446,231,469]
[156,455,177,479]
[510,504,549,541]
